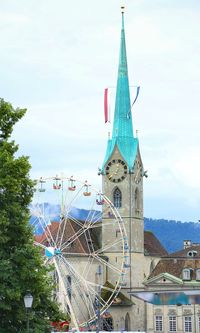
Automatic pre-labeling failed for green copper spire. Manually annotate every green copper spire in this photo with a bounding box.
[102,7,138,172]
[112,8,133,139]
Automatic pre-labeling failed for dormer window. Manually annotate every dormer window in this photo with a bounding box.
[187,250,197,257]
[196,269,200,281]
[182,268,191,281]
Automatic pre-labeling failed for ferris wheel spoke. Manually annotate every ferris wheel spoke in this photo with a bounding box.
[59,209,102,253]
[60,224,87,252]
[82,254,95,279]
[63,256,95,316]
[60,219,94,252]
[84,197,101,224]
[61,256,114,311]
[57,186,85,248]
[65,264,104,315]
[91,253,123,275]
[35,215,56,247]
[56,257,90,323]
[34,241,46,249]
[84,282,108,309]
[58,256,97,321]
[54,257,80,331]
[94,237,124,255]
[61,255,104,307]
[61,255,90,285]
[32,201,57,247]
[29,214,40,228]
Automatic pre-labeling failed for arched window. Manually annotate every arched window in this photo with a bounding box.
[113,188,122,208]
[125,313,130,331]
[182,268,191,280]
[120,317,125,331]
[196,269,200,281]
[135,187,140,214]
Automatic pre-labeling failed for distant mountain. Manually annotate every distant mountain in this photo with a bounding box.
[30,203,101,235]
[144,218,200,253]
[30,203,200,254]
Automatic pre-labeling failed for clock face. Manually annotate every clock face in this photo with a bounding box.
[106,159,127,183]
[134,160,142,184]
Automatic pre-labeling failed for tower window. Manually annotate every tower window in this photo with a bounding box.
[113,188,122,208]
[135,187,140,214]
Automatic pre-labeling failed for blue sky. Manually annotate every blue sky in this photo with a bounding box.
[1,0,200,222]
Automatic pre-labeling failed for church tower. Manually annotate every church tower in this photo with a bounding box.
[99,9,145,302]
[101,8,144,255]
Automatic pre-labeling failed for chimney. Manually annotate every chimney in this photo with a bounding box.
[184,240,192,249]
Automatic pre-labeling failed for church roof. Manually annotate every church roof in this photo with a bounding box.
[144,231,168,257]
[34,220,100,255]
[102,10,138,172]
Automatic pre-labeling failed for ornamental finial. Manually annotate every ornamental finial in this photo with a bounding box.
[121,5,125,14]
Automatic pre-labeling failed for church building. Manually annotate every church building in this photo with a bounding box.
[99,7,167,331]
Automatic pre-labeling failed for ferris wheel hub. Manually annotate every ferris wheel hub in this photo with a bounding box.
[45,246,61,258]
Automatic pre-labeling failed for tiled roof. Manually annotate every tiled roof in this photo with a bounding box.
[34,219,99,254]
[148,258,200,280]
[167,245,200,258]
[144,231,168,257]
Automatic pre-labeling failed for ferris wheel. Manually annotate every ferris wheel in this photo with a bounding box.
[30,175,129,330]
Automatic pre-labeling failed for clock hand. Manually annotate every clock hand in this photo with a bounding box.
[114,168,119,175]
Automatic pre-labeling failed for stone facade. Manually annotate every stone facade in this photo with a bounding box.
[143,245,200,332]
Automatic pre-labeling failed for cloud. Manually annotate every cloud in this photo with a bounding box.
[1,0,200,222]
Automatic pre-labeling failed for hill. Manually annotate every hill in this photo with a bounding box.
[144,218,200,253]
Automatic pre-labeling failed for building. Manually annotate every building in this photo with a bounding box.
[98,7,167,331]
[34,7,171,332]
[143,241,200,333]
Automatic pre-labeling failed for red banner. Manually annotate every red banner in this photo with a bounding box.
[104,88,108,123]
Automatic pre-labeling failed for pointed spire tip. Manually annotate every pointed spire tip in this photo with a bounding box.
[121,5,125,14]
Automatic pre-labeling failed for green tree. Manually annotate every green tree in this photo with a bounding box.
[0,98,65,332]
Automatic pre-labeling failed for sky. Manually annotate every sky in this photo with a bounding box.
[0,0,200,222]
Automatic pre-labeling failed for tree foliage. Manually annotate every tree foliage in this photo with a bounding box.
[0,99,65,332]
